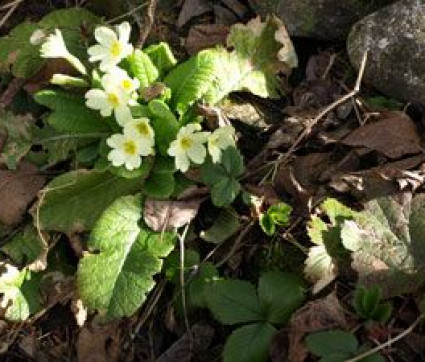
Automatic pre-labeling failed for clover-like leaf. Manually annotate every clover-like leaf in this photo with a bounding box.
[202,147,244,207]
[223,322,276,362]
[77,194,176,320]
[204,279,262,325]
[258,271,306,324]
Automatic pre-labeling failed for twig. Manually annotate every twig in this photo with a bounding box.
[136,0,156,48]
[345,314,424,362]
[106,2,149,25]
[0,0,23,29]
[177,223,193,355]
[278,51,368,168]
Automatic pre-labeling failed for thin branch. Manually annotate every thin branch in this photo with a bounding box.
[136,0,156,48]
[0,0,23,29]
[278,51,368,168]
[346,314,424,362]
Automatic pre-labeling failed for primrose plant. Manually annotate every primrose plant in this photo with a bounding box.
[15,13,298,321]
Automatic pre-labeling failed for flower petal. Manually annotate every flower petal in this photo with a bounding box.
[117,22,131,44]
[187,143,206,164]
[114,106,133,127]
[94,26,117,46]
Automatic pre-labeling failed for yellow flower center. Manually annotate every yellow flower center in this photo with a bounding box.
[180,136,192,150]
[108,93,120,107]
[136,122,150,136]
[122,79,133,91]
[110,41,122,58]
[124,140,137,155]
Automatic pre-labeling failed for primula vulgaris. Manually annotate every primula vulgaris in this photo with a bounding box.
[40,29,87,75]
[88,22,133,71]
[103,67,140,95]
[207,126,236,163]
[107,132,150,170]
[167,123,210,173]
[124,118,155,155]
[85,70,136,126]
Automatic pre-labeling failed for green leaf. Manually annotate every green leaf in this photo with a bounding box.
[267,203,292,226]
[0,110,34,169]
[205,279,262,324]
[1,226,46,267]
[200,208,240,244]
[258,271,306,324]
[144,42,177,76]
[164,249,200,284]
[259,214,275,236]
[34,170,146,232]
[201,147,244,207]
[77,194,176,320]
[204,16,297,104]
[35,90,111,134]
[148,100,179,155]
[211,179,241,208]
[33,126,96,166]
[128,49,159,89]
[0,8,100,77]
[0,22,42,77]
[306,330,358,358]
[223,322,276,362]
[165,50,218,115]
[0,263,42,321]
[143,170,175,199]
[189,262,219,308]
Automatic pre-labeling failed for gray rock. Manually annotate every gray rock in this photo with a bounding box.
[348,0,425,103]
[248,0,394,40]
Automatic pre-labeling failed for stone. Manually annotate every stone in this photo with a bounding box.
[348,0,425,103]
[248,0,394,40]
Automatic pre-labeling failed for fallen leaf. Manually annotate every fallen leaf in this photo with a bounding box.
[77,321,121,362]
[221,0,248,17]
[285,292,349,362]
[342,111,422,159]
[144,198,203,232]
[177,0,211,27]
[157,324,214,362]
[214,5,238,25]
[0,162,45,226]
[0,78,25,107]
[186,24,229,55]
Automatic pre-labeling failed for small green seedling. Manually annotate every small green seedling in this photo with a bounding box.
[306,329,384,362]
[354,286,392,323]
[259,202,292,236]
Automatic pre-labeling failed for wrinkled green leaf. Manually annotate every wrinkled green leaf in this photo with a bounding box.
[145,42,177,76]
[165,50,218,115]
[35,170,146,232]
[148,100,179,155]
[77,195,176,319]
[129,49,159,89]
[0,263,42,321]
[0,109,34,169]
[223,322,276,362]
[205,16,297,104]
[1,226,46,267]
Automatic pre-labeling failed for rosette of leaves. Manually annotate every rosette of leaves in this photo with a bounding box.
[305,194,425,297]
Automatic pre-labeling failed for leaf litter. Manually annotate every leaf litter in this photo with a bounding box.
[1,1,425,361]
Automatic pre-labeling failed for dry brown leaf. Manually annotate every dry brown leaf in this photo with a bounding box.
[286,292,350,362]
[143,198,203,232]
[77,321,121,362]
[156,324,214,362]
[177,0,211,27]
[185,24,229,55]
[0,78,25,107]
[214,5,238,25]
[342,111,422,159]
[0,162,45,225]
